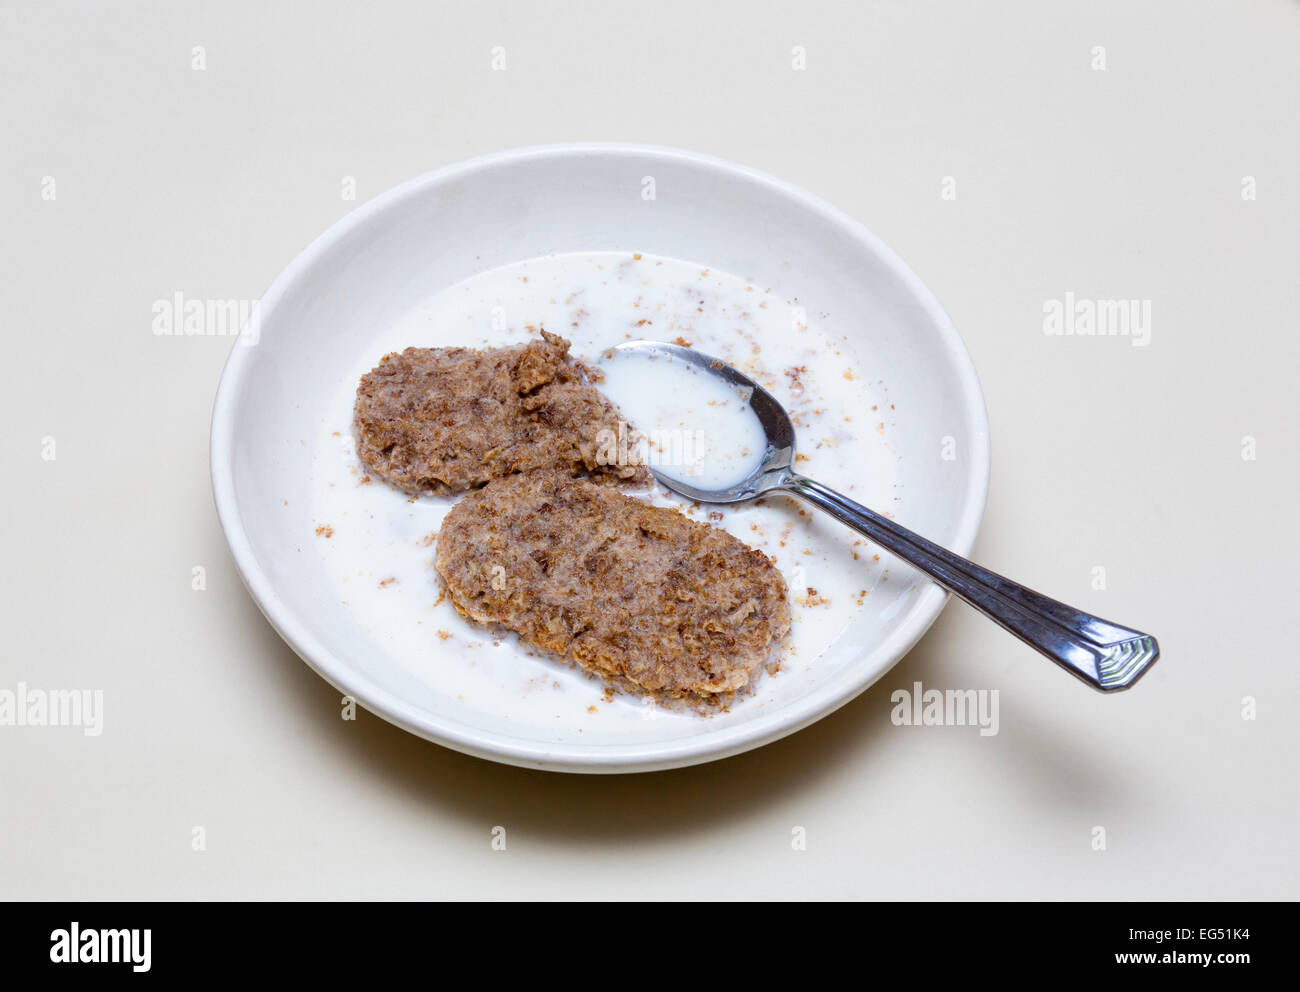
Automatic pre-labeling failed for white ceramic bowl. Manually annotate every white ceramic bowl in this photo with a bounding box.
[210,143,989,773]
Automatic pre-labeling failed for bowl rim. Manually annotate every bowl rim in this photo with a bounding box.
[209,141,991,773]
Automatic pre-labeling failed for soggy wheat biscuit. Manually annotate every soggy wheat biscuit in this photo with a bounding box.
[435,472,791,696]
[354,331,648,494]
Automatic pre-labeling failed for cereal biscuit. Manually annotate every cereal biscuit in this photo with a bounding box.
[355,331,647,494]
[435,472,791,695]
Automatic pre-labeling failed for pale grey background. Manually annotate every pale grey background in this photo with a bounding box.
[2,0,1296,899]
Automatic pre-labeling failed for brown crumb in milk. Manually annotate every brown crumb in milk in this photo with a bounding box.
[796,586,832,608]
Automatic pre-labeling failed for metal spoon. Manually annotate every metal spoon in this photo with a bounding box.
[609,340,1159,692]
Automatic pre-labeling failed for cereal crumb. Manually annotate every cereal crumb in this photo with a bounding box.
[796,587,832,608]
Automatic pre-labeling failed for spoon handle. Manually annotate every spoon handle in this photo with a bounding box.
[783,475,1159,692]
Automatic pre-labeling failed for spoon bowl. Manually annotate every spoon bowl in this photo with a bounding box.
[608,339,795,501]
